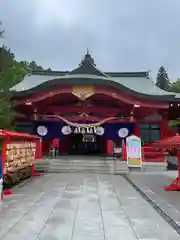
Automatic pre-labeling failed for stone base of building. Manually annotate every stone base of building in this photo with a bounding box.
[141,162,167,172]
[128,162,167,172]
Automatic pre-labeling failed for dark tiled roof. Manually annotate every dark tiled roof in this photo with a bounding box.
[30,70,68,76]
[67,51,108,77]
[30,70,148,78]
[10,52,178,100]
[105,72,149,78]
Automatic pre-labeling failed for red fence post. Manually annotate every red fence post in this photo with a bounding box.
[121,140,126,161]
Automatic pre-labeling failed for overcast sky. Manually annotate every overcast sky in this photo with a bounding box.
[0,0,180,80]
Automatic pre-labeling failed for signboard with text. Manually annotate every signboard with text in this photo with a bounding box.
[126,135,142,168]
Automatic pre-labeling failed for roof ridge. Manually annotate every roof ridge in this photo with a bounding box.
[106,71,149,78]
[31,70,69,76]
[67,51,109,77]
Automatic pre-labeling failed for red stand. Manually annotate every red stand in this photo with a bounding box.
[2,138,13,196]
[3,189,13,195]
[1,192,3,199]
[31,164,41,177]
[107,140,113,155]
[121,140,126,160]
[164,150,180,191]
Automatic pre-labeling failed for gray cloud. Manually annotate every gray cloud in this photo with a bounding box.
[0,0,180,80]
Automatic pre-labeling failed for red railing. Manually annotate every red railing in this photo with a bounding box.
[142,144,165,162]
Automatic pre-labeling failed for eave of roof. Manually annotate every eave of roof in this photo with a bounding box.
[30,69,149,78]
[11,73,176,101]
[105,71,149,78]
[11,51,178,101]
[30,69,68,76]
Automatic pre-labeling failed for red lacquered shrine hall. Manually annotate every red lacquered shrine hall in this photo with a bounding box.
[10,51,180,155]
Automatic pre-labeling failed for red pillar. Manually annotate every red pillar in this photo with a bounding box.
[2,138,13,196]
[35,139,42,160]
[160,117,168,139]
[1,137,7,174]
[134,123,140,137]
[107,140,113,155]
[121,139,126,160]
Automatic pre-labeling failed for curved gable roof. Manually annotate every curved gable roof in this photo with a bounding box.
[11,51,177,100]
[67,51,108,77]
[12,73,175,100]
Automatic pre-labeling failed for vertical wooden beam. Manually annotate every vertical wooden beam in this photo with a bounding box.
[107,140,113,155]
[134,123,140,137]
[160,115,168,139]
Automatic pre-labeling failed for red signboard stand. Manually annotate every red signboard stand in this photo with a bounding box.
[164,150,180,191]
[121,140,126,160]
[152,133,180,191]
[0,130,42,196]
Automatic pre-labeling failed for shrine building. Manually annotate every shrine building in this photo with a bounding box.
[10,51,180,155]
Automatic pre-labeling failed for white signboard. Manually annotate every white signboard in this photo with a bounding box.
[126,135,142,168]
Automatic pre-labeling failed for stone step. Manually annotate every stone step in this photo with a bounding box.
[35,163,128,169]
[35,167,128,174]
[35,160,126,165]
[45,170,126,174]
[34,158,129,174]
[48,165,122,169]
[37,167,128,174]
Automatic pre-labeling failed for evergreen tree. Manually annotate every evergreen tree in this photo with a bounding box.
[156,66,170,90]
[29,61,43,70]
[0,21,4,38]
[0,22,27,130]
[0,46,27,129]
[168,79,180,93]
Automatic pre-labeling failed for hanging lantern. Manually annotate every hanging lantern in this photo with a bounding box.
[118,128,129,138]
[37,126,48,136]
[61,126,72,135]
[95,126,105,136]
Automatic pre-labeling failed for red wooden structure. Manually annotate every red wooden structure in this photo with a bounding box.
[142,144,165,163]
[153,134,180,191]
[10,51,180,156]
[0,130,41,196]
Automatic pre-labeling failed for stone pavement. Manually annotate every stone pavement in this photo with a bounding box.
[0,173,179,240]
[129,171,180,226]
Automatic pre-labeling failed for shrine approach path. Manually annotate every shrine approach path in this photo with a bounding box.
[0,173,179,240]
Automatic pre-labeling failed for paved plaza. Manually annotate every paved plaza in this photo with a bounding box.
[0,173,179,240]
[129,171,180,225]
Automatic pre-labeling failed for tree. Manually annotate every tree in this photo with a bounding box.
[0,46,27,129]
[24,60,51,72]
[156,66,170,90]
[0,21,4,38]
[168,79,180,93]
[29,61,43,70]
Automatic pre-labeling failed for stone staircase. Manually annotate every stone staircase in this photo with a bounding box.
[34,156,129,175]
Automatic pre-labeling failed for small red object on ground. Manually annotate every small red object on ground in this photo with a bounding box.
[31,164,41,177]
[153,133,180,191]
[3,189,13,195]
[31,172,41,177]
[164,176,180,191]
